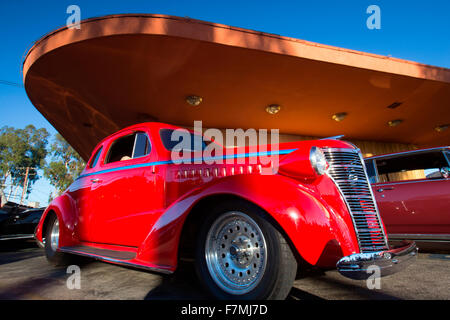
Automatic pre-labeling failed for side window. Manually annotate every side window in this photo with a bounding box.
[105,134,136,164]
[132,132,151,158]
[89,146,103,168]
[375,151,448,183]
[105,132,151,164]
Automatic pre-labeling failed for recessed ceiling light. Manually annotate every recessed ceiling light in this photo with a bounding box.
[387,102,402,109]
[387,119,403,127]
[265,104,281,115]
[332,112,347,122]
[435,124,449,132]
[186,95,203,106]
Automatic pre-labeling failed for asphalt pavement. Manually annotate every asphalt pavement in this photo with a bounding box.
[0,240,448,300]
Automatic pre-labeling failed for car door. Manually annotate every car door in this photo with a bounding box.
[0,208,22,236]
[68,145,104,242]
[370,150,450,236]
[10,209,43,235]
[88,129,164,247]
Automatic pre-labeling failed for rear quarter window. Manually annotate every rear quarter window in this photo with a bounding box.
[160,128,209,151]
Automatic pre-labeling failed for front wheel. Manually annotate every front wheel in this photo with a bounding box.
[195,200,297,300]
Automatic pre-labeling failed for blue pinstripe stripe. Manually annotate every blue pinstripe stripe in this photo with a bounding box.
[77,148,297,180]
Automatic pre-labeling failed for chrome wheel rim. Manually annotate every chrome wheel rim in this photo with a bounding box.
[50,219,59,251]
[205,211,267,295]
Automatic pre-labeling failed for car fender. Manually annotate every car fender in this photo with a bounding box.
[136,173,359,269]
[34,194,79,247]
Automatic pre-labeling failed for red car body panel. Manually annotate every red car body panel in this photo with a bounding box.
[373,179,450,235]
[366,147,450,241]
[35,122,372,273]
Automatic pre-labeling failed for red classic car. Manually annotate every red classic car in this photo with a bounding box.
[365,147,450,250]
[35,122,417,299]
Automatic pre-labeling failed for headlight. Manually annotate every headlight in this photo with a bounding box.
[310,146,328,175]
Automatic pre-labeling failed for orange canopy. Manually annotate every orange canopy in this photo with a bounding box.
[23,14,450,160]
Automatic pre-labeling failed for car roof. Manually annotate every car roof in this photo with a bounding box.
[365,146,449,160]
[95,122,181,146]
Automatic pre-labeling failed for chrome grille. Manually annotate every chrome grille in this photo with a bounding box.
[323,148,389,253]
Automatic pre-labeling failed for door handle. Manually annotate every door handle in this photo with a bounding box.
[377,186,394,193]
[90,178,102,183]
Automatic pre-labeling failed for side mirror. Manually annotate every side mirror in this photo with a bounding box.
[440,167,449,178]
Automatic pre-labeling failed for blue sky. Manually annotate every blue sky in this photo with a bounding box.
[1,0,449,205]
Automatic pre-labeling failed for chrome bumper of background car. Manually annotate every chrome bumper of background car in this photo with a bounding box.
[336,241,418,280]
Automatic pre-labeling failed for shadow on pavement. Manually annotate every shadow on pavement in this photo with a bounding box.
[299,274,402,300]
[0,239,38,252]
[0,267,68,299]
[0,240,43,266]
[287,287,325,300]
[144,261,210,300]
[145,261,332,300]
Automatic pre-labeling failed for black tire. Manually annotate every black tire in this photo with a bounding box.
[44,214,72,266]
[195,199,297,300]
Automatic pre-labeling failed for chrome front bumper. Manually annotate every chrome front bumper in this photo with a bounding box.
[336,241,418,280]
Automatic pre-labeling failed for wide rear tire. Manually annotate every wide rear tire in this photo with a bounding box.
[195,199,297,300]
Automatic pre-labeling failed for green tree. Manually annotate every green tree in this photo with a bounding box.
[44,134,85,199]
[0,125,49,206]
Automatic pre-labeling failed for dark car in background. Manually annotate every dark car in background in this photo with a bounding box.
[365,147,450,251]
[0,203,45,241]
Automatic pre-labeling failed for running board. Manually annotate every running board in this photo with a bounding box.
[60,245,137,260]
[59,245,173,274]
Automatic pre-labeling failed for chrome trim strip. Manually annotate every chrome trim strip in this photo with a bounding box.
[59,247,173,274]
[0,235,35,241]
[374,178,448,186]
[366,146,449,160]
[389,234,450,241]
[131,133,138,159]
[323,147,356,153]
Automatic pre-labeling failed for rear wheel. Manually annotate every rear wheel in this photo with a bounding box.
[44,214,72,266]
[195,200,297,300]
